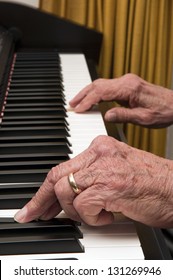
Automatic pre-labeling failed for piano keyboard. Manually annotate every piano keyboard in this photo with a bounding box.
[0,51,144,260]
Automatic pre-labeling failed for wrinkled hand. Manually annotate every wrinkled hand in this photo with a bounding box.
[70,74,173,128]
[14,135,173,228]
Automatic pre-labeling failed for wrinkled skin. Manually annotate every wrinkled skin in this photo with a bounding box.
[14,135,173,228]
[69,74,173,128]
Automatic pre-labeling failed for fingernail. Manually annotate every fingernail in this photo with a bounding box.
[66,105,74,112]
[14,207,27,223]
[105,112,116,121]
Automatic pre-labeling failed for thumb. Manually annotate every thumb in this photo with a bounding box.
[104,107,142,124]
[73,187,115,226]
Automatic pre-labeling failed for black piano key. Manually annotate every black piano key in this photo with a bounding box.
[2,116,66,123]
[0,142,72,155]
[6,96,65,102]
[0,169,52,183]
[1,119,68,127]
[14,56,60,61]
[7,91,65,98]
[16,53,60,60]
[15,53,60,58]
[0,194,34,209]
[0,184,38,192]
[8,87,64,93]
[5,103,65,109]
[11,78,63,84]
[4,108,67,117]
[0,135,70,142]
[10,82,63,89]
[12,68,62,74]
[15,57,60,62]
[0,152,70,161]
[0,134,71,144]
[12,73,62,79]
[0,218,82,239]
[16,51,60,56]
[5,102,65,109]
[0,164,64,173]
[15,58,60,62]
[7,92,64,97]
[0,237,84,255]
[5,100,66,107]
[0,160,66,170]
[0,152,70,160]
[0,126,69,137]
[14,63,62,68]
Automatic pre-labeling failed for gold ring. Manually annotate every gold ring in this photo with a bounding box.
[68,173,81,194]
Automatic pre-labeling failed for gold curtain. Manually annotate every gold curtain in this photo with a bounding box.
[39,0,173,157]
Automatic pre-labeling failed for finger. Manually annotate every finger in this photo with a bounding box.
[52,166,98,222]
[54,171,93,222]
[69,169,114,225]
[70,89,101,113]
[104,107,147,124]
[39,201,62,220]
[14,176,61,223]
[69,83,92,107]
[74,187,114,226]
[53,176,82,222]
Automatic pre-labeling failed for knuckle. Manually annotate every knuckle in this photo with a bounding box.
[92,78,106,93]
[74,199,87,216]
[123,73,142,92]
[46,166,59,184]
[140,111,155,125]
[47,161,68,183]
[91,135,117,153]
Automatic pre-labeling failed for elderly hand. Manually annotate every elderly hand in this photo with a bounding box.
[69,74,173,128]
[14,135,173,228]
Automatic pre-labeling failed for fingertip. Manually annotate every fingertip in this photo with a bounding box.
[69,100,75,108]
[73,105,85,113]
[69,104,89,113]
[97,210,115,226]
[14,206,28,223]
[104,111,116,122]
[68,102,85,113]
[66,105,75,112]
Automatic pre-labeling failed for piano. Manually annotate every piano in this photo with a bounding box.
[0,1,171,260]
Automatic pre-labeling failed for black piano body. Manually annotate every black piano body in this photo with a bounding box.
[0,1,172,260]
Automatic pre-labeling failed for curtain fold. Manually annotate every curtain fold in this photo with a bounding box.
[40,0,173,157]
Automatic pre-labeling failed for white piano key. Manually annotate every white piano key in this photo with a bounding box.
[81,234,140,247]
[80,223,137,236]
[0,209,18,217]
